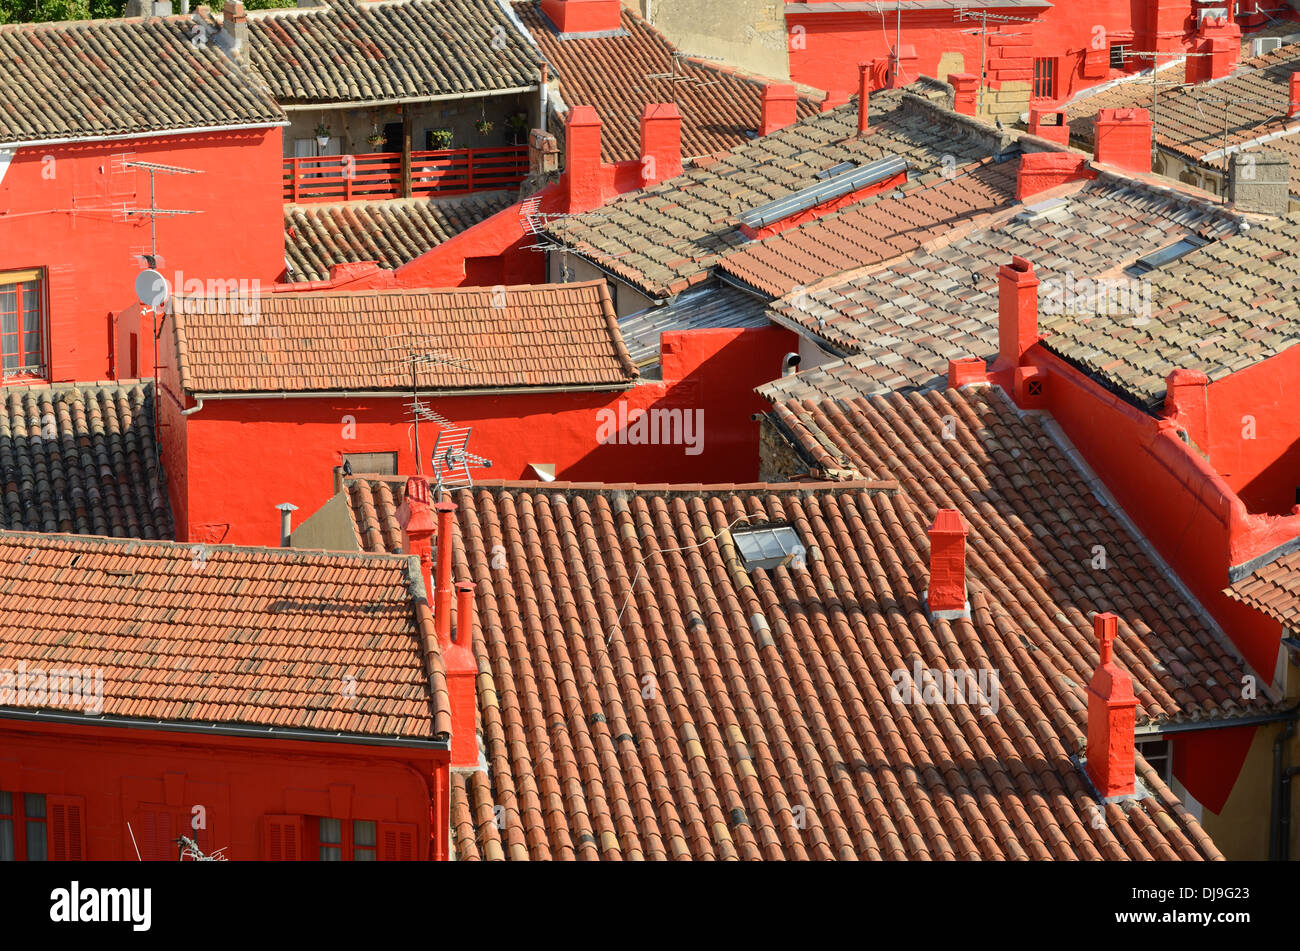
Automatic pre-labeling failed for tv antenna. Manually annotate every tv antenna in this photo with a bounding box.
[429,426,494,495]
[641,51,722,108]
[954,8,1039,115]
[119,159,202,265]
[380,333,476,476]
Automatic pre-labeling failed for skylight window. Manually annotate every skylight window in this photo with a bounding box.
[733,526,805,571]
[1129,235,1209,274]
[738,155,908,231]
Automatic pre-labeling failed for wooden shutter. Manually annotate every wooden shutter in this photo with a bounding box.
[263,815,303,861]
[378,822,417,861]
[48,796,86,861]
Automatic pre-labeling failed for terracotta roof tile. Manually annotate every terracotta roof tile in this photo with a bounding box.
[0,381,172,540]
[247,0,541,104]
[338,474,1225,859]
[516,2,819,163]
[170,280,639,394]
[1226,545,1300,625]
[284,192,517,283]
[0,531,447,740]
[0,12,284,144]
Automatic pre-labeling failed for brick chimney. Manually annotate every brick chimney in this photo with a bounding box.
[447,581,479,769]
[948,73,978,116]
[760,84,798,136]
[1093,108,1152,174]
[1016,151,1094,201]
[1027,106,1069,145]
[433,499,456,648]
[1085,612,1138,798]
[927,509,968,618]
[562,105,604,213]
[639,102,683,185]
[220,0,248,60]
[994,255,1040,372]
[541,0,622,34]
[1290,72,1300,118]
[397,476,435,593]
[857,62,871,134]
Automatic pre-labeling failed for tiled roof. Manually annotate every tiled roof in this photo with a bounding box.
[1225,546,1300,627]
[515,2,819,163]
[246,0,541,104]
[0,381,172,540]
[170,280,639,395]
[0,531,449,740]
[1067,43,1300,177]
[756,352,934,403]
[284,192,516,283]
[1041,211,1300,413]
[545,91,1010,298]
[769,385,1273,729]
[339,475,1222,859]
[618,282,771,371]
[0,13,284,145]
[770,173,1242,395]
[717,156,1019,299]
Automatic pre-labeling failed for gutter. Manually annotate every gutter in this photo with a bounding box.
[0,706,449,751]
[185,381,636,404]
[1136,708,1298,736]
[280,85,541,111]
[0,120,289,151]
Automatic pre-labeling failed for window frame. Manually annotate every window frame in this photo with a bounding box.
[0,790,48,860]
[1032,57,1057,100]
[0,268,48,384]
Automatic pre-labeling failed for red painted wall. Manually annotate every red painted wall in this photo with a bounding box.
[159,323,796,548]
[1172,725,1257,815]
[0,718,445,861]
[0,129,284,383]
[785,1,1203,104]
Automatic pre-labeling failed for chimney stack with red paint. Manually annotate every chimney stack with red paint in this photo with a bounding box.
[433,499,456,649]
[1093,108,1153,174]
[1085,612,1138,798]
[858,62,872,133]
[761,83,798,136]
[540,0,622,34]
[447,581,479,769]
[948,73,978,116]
[1290,72,1300,118]
[993,255,1040,373]
[639,102,683,185]
[562,105,604,213]
[397,476,436,594]
[927,509,969,618]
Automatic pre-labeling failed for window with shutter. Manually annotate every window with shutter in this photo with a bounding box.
[378,821,417,861]
[263,815,304,861]
[48,795,85,861]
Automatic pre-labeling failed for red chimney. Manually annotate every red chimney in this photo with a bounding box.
[948,73,978,116]
[540,0,622,34]
[1015,151,1094,201]
[1184,15,1240,83]
[397,476,435,593]
[562,105,604,213]
[1027,106,1070,145]
[639,102,683,185]
[994,256,1040,372]
[857,62,871,134]
[1085,612,1138,798]
[947,357,987,389]
[1094,108,1153,174]
[433,499,456,649]
[760,83,798,136]
[447,581,479,769]
[927,509,968,617]
[1290,72,1300,118]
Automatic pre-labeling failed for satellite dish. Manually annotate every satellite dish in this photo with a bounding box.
[135,269,170,309]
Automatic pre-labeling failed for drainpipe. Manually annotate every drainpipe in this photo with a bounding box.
[538,64,549,135]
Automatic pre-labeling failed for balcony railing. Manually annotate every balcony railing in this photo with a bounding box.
[283,146,529,204]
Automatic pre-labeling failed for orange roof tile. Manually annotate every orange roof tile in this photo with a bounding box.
[0,532,448,741]
[170,281,639,395]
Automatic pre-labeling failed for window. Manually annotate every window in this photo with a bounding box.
[263,815,415,860]
[1128,236,1209,275]
[341,451,397,476]
[733,525,805,571]
[313,817,389,860]
[1,792,82,860]
[1137,737,1172,784]
[1032,57,1056,100]
[1109,44,1130,70]
[0,269,46,381]
[129,804,211,861]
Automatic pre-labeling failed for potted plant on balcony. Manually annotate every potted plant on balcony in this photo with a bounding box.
[429,128,454,151]
[506,112,528,145]
[474,117,494,137]
[313,121,332,150]
[366,126,388,150]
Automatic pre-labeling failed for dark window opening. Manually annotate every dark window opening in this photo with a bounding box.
[1032,58,1056,100]
[1109,44,1130,70]
[341,452,398,476]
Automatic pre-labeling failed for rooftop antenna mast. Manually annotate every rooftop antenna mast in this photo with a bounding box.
[1116,49,1217,156]
[120,159,202,266]
[954,8,1038,116]
[381,333,474,477]
[642,50,722,109]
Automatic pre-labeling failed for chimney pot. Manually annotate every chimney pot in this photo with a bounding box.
[1291,73,1300,118]
[639,102,683,185]
[275,502,298,548]
[948,72,979,116]
[1093,108,1153,174]
[857,62,872,134]
[760,84,799,137]
[221,0,249,62]
[540,0,623,34]
[433,499,456,649]
[562,105,604,213]
[1085,612,1139,798]
[397,476,436,592]
[927,509,968,617]
[994,255,1041,375]
[447,579,479,769]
